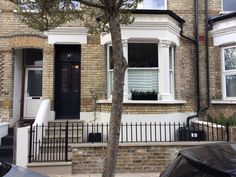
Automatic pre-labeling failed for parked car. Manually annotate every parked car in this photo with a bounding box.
[160,142,236,177]
[0,160,48,177]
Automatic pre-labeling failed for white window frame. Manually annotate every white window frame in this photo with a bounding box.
[169,46,175,99]
[137,0,167,10]
[127,41,159,100]
[107,39,175,101]
[107,44,113,100]
[221,0,236,13]
[222,45,236,100]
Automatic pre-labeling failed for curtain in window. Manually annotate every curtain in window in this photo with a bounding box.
[128,69,158,93]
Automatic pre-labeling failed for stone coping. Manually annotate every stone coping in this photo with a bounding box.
[27,162,72,167]
[97,100,186,105]
[71,141,220,148]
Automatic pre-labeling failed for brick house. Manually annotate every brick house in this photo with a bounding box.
[0,0,236,173]
[0,0,235,125]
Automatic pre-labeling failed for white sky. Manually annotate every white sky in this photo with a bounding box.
[140,0,165,9]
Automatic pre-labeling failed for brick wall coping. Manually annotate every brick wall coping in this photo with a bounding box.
[211,100,236,104]
[193,120,226,128]
[71,142,218,148]
[0,34,46,39]
[97,100,186,105]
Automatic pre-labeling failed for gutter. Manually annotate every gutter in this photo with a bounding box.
[181,0,211,128]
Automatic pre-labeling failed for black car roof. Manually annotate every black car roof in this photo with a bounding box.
[179,143,236,175]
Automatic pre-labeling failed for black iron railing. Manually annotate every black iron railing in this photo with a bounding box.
[28,122,69,163]
[28,120,229,163]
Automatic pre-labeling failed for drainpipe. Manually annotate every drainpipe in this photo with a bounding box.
[195,0,201,113]
[205,0,211,107]
[186,0,211,128]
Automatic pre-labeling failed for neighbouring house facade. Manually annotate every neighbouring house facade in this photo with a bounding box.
[0,0,236,126]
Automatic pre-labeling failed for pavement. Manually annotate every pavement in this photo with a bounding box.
[50,173,160,177]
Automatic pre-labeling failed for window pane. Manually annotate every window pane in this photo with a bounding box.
[169,47,173,70]
[226,75,236,97]
[27,70,42,96]
[25,49,43,66]
[109,71,113,95]
[128,69,158,93]
[138,0,165,10]
[128,43,158,67]
[61,64,69,93]
[72,64,80,93]
[170,71,174,94]
[109,46,114,69]
[224,47,236,70]
[223,0,236,11]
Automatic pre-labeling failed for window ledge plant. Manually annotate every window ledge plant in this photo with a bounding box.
[131,90,158,100]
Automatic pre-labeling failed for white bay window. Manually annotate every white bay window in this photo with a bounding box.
[222,46,236,99]
[107,40,175,101]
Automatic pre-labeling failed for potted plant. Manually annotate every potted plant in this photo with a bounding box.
[88,86,103,143]
[131,90,158,100]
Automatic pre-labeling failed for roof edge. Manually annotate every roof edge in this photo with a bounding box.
[128,9,185,23]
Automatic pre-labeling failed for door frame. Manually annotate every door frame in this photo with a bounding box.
[54,44,81,119]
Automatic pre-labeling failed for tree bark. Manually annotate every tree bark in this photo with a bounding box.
[102,13,127,177]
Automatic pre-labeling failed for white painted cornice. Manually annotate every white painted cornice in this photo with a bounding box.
[45,27,88,44]
[121,22,181,36]
[211,25,236,37]
[101,14,182,46]
[210,17,236,46]
[45,27,88,35]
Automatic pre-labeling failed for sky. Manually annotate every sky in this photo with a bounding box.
[140,0,165,10]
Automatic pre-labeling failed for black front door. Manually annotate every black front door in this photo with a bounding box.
[55,45,81,119]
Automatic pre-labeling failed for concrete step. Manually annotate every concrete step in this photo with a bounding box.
[8,128,14,136]
[27,162,72,175]
[48,120,84,127]
[45,127,83,137]
[1,135,13,146]
[0,146,13,157]
[0,156,13,163]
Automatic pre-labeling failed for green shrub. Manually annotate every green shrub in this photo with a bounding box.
[207,115,236,126]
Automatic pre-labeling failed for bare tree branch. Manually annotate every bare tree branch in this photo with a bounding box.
[78,0,105,9]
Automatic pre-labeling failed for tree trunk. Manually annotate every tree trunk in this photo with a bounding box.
[102,13,127,177]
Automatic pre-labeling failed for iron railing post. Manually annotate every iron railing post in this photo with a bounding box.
[65,121,69,161]
[226,123,230,142]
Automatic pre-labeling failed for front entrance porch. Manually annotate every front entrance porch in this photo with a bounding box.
[13,48,43,123]
[54,45,81,119]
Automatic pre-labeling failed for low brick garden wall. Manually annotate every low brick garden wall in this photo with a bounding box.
[71,142,212,174]
[192,121,236,142]
[230,127,236,142]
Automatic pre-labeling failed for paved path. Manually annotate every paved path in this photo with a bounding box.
[50,173,160,177]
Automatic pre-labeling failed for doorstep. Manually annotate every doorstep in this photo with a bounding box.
[27,161,72,175]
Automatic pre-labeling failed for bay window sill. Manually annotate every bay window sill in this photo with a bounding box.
[211,100,236,104]
[97,99,186,105]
